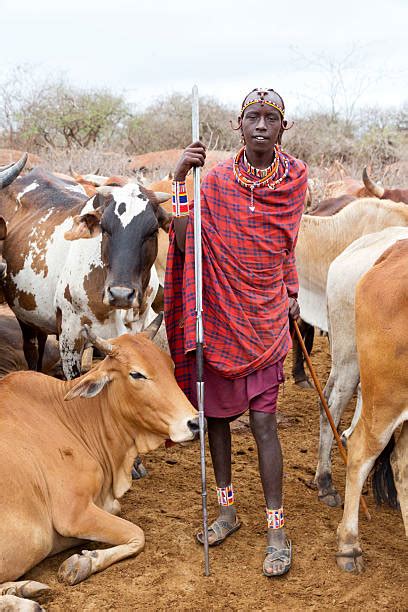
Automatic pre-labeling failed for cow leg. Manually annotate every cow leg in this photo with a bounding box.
[391,421,408,535]
[341,384,362,445]
[0,594,44,610]
[36,331,47,373]
[59,326,83,380]
[57,504,145,585]
[315,363,360,507]
[17,320,39,371]
[336,419,392,573]
[292,319,315,388]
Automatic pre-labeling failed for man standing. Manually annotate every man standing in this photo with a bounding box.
[164,88,307,576]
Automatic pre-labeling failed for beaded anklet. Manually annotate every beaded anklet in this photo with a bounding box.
[172,180,189,217]
[217,484,235,506]
[266,507,285,529]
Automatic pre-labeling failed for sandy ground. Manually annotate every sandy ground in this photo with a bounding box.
[25,337,407,611]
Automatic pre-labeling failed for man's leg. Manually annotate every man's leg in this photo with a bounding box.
[250,410,289,575]
[196,416,240,545]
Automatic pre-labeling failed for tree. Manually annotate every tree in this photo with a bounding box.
[16,82,129,149]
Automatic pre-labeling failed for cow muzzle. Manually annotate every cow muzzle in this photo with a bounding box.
[107,285,136,308]
[0,260,7,280]
[169,415,205,444]
[187,416,205,440]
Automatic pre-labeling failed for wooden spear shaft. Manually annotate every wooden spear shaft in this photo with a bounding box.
[293,320,371,521]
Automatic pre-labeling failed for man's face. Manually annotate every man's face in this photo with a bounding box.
[240,92,283,157]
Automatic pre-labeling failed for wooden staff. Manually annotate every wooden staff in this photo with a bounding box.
[293,319,371,520]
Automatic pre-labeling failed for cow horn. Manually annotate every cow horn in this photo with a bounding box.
[0,153,28,189]
[143,312,163,340]
[154,191,172,204]
[69,165,77,177]
[362,167,384,198]
[82,324,115,356]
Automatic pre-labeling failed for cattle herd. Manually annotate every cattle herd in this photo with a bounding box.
[0,152,406,609]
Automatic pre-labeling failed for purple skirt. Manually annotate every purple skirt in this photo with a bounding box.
[190,357,285,418]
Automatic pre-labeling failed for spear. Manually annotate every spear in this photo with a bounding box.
[192,84,210,575]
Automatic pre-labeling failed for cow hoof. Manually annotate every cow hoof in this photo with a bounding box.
[335,550,364,573]
[1,581,51,599]
[132,457,148,480]
[294,378,314,389]
[318,490,342,507]
[58,553,92,585]
[18,581,51,599]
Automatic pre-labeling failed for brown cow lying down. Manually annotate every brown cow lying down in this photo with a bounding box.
[0,314,199,610]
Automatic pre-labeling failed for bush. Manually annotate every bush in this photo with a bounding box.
[124,93,239,153]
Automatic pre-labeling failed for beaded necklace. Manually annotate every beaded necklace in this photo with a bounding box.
[233,145,289,212]
[243,150,278,179]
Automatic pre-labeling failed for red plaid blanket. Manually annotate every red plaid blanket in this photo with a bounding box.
[164,152,307,396]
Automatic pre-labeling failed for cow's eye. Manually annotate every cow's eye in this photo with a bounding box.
[130,371,147,380]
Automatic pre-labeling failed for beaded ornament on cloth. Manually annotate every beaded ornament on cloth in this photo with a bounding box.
[266,507,285,529]
[217,484,235,506]
[233,145,289,212]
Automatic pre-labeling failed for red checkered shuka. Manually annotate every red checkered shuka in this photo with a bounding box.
[164,152,308,398]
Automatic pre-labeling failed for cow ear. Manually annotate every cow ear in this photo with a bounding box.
[64,210,102,241]
[64,372,111,401]
[157,206,172,233]
[0,217,7,241]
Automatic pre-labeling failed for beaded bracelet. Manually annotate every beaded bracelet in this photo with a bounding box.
[172,180,189,217]
[266,506,285,529]
[217,483,235,506]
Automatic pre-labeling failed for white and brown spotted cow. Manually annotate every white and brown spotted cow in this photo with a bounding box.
[0,167,171,379]
[0,154,28,280]
[0,316,200,610]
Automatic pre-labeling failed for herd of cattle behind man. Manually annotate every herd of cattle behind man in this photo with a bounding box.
[0,147,406,609]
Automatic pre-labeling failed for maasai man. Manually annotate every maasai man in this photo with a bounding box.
[164,88,307,576]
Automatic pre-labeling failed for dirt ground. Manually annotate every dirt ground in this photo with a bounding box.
[25,337,407,611]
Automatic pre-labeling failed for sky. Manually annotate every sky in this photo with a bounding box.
[0,0,407,116]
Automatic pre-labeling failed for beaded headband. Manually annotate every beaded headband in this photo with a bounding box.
[241,99,285,118]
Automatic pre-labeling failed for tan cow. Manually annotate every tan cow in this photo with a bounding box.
[297,198,408,334]
[323,176,369,199]
[127,149,232,180]
[336,240,408,572]
[0,315,199,609]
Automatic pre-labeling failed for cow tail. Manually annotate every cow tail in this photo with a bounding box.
[371,435,399,510]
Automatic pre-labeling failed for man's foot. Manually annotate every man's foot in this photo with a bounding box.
[196,507,241,546]
[263,528,292,576]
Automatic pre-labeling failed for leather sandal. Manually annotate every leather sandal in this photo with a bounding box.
[263,539,292,577]
[196,518,241,546]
